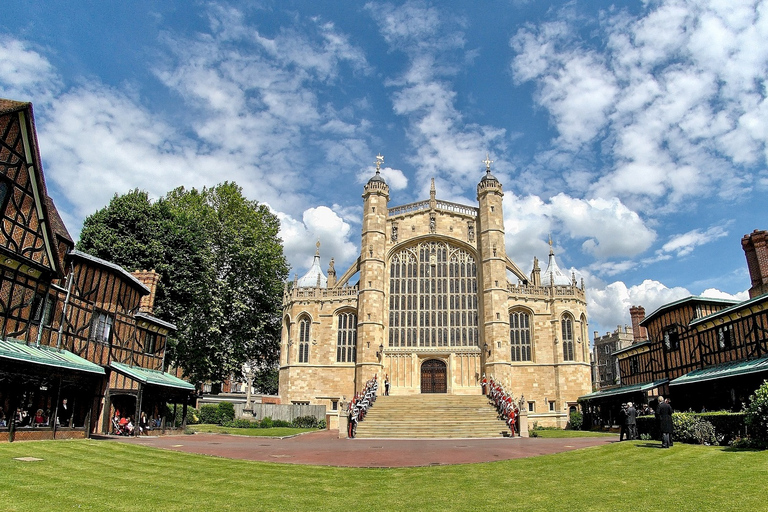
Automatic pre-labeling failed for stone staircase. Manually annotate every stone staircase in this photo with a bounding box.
[354,394,508,439]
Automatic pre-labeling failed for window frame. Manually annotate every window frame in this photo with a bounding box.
[89,310,114,344]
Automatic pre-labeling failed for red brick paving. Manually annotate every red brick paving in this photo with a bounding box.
[103,429,616,467]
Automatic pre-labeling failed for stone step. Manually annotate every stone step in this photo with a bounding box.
[354,394,509,439]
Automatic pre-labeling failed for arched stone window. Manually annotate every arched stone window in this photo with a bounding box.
[562,314,574,361]
[509,310,532,361]
[284,316,291,364]
[298,316,310,363]
[336,311,357,363]
[388,241,478,348]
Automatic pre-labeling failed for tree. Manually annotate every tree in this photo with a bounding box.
[77,183,290,385]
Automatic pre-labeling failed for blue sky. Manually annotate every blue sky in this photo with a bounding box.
[2,0,765,340]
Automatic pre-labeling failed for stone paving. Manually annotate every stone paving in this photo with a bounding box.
[103,429,616,467]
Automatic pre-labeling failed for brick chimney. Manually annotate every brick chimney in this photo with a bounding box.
[131,269,161,314]
[629,306,648,342]
[742,230,768,299]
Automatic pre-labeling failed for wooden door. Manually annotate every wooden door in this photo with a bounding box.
[421,359,447,393]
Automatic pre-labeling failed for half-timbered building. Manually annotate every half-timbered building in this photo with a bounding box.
[0,99,194,441]
[580,229,768,420]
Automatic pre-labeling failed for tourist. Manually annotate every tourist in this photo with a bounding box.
[33,408,47,426]
[139,412,151,435]
[626,402,637,440]
[58,398,71,427]
[657,398,673,448]
[618,404,628,441]
[384,374,390,396]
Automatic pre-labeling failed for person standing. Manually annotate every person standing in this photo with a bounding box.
[58,398,71,427]
[626,402,637,440]
[384,375,390,396]
[657,398,673,448]
[618,403,628,441]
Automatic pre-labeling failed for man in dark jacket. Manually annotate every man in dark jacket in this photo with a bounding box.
[626,402,637,440]
[618,404,627,441]
[657,398,673,448]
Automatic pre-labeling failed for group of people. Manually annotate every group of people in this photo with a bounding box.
[112,410,156,436]
[484,375,520,437]
[619,397,674,447]
[346,375,378,438]
[0,399,72,428]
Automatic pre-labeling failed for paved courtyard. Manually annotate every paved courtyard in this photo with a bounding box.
[104,430,616,467]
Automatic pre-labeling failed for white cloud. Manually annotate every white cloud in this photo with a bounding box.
[503,192,656,267]
[356,166,409,191]
[660,225,729,257]
[277,206,358,275]
[700,288,750,301]
[510,0,768,212]
[0,37,61,103]
[587,279,691,337]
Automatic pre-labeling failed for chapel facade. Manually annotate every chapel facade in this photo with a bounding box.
[279,156,592,427]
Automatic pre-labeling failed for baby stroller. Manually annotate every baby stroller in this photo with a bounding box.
[112,417,129,436]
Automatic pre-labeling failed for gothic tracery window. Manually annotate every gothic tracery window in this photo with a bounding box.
[298,316,310,363]
[388,241,478,348]
[336,311,357,362]
[509,310,532,361]
[562,314,574,361]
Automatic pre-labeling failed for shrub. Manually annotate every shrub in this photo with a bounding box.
[672,412,718,445]
[185,407,201,425]
[745,380,768,444]
[696,411,745,444]
[318,419,327,429]
[272,419,292,428]
[293,416,320,428]
[636,415,659,440]
[260,417,273,429]
[216,402,236,424]
[199,404,219,424]
[568,411,583,430]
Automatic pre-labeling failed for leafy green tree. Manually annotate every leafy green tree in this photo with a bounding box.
[77,183,290,385]
[253,366,279,395]
[746,380,768,444]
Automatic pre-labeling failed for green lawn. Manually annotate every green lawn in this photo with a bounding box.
[531,429,617,438]
[187,424,316,437]
[1,440,765,511]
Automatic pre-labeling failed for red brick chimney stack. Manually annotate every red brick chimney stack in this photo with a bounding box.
[131,269,161,314]
[629,306,648,342]
[742,230,768,299]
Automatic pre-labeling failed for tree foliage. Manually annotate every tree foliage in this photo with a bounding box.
[77,183,290,385]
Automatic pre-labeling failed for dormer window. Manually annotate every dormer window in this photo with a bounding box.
[663,327,680,351]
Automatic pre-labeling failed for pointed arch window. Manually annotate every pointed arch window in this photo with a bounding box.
[562,314,574,361]
[388,241,478,348]
[510,310,532,361]
[336,311,357,362]
[298,317,310,363]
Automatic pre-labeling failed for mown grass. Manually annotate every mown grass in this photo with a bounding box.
[187,424,316,437]
[531,429,617,438]
[1,440,765,511]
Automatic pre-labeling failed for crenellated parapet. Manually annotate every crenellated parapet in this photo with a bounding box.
[507,283,586,302]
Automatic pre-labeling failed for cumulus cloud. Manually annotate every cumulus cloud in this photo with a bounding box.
[510,0,768,212]
[503,192,656,267]
[587,279,691,337]
[0,37,61,103]
[660,225,730,257]
[277,206,359,275]
[356,166,409,190]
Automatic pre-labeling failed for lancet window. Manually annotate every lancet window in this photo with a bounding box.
[336,311,357,363]
[388,241,478,348]
[298,316,310,363]
[562,314,574,361]
[510,310,532,361]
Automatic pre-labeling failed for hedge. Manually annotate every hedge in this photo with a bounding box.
[636,411,745,445]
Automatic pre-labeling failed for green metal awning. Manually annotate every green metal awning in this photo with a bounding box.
[0,338,105,375]
[110,361,195,391]
[669,356,768,387]
[579,379,668,401]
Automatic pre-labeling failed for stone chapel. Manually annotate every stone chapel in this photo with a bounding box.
[278,156,592,427]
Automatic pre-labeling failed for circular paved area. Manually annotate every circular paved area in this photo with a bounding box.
[104,430,616,467]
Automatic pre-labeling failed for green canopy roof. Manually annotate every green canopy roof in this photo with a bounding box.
[669,356,768,387]
[110,361,195,391]
[0,338,104,375]
[579,379,668,401]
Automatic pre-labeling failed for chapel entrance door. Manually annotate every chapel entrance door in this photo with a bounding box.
[420,359,447,393]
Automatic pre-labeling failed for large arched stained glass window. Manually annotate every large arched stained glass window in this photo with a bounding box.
[562,314,574,361]
[298,316,310,363]
[336,311,357,362]
[509,310,532,361]
[388,241,478,348]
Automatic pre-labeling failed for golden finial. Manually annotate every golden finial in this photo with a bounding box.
[482,152,493,173]
[315,239,321,256]
[375,153,384,172]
